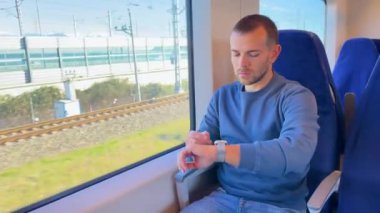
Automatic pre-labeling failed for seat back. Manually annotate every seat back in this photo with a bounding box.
[332,38,380,108]
[338,57,380,213]
[273,30,344,211]
[373,39,380,53]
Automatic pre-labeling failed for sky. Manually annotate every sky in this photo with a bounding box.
[260,0,326,41]
[0,0,325,40]
[0,0,188,37]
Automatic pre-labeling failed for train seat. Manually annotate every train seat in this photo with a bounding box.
[274,29,344,212]
[332,38,380,109]
[308,55,380,213]
[372,39,380,53]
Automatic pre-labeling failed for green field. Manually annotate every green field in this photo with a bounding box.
[0,117,189,212]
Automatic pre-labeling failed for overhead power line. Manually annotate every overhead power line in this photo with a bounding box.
[15,0,24,36]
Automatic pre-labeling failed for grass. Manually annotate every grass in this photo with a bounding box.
[0,117,189,212]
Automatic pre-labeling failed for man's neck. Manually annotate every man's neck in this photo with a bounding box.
[245,69,274,92]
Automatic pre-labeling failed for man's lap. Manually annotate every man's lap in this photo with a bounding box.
[180,188,300,213]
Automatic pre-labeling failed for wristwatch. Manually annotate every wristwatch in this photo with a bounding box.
[214,140,227,162]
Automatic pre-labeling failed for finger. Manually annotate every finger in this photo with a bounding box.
[201,131,213,144]
[178,149,190,172]
[201,131,210,139]
[179,149,197,172]
[186,155,199,170]
[184,162,196,170]
[189,143,214,161]
[192,156,201,169]
[177,150,185,171]
[185,138,197,148]
[188,130,196,137]
[188,132,203,140]
[192,134,206,141]
[189,133,211,145]
[185,141,193,151]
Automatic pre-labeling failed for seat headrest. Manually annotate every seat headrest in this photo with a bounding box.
[274,30,334,107]
[333,38,379,106]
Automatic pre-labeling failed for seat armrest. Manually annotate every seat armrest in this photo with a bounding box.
[175,165,218,210]
[307,170,341,213]
[175,167,212,183]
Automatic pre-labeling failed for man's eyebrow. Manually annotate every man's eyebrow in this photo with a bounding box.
[247,50,261,53]
[231,49,261,53]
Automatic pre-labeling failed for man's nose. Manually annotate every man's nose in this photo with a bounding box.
[239,55,250,67]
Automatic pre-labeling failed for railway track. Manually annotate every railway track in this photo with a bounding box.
[0,93,188,145]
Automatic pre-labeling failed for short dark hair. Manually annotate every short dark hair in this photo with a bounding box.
[232,14,278,45]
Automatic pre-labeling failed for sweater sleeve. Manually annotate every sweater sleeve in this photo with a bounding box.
[238,87,319,177]
[198,92,221,142]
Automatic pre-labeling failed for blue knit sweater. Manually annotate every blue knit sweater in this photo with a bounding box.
[199,72,319,211]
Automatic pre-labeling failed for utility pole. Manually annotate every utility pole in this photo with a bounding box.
[171,0,181,93]
[108,10,113,37]
[15,0,24,36]
[35,0,42,35]
[72,15,77,37]
[29,96,36,123]
[114,8,141,102]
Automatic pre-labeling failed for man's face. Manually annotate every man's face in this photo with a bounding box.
[230,27,280,86]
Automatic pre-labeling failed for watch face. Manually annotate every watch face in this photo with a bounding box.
[215,140,227,145]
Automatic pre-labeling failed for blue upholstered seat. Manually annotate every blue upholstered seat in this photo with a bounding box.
[337,57,380,213]
[332,38,380,108]
[274,30,344,212]
[372,39,380,53]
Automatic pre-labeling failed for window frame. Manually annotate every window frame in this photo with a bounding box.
[14,0,195,212]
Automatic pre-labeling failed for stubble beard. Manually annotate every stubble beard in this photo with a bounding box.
[237,67,268,86]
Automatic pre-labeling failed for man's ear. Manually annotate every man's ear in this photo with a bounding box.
[270,44,281,63]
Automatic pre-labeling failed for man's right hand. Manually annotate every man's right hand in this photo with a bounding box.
[187,131,212,145]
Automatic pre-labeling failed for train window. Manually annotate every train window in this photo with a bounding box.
[0,50,27,71]
[0,0,190,211]
[260,0,326,42]
[30,49,60,69]
[86,48,109,65]
[110,47,130,64]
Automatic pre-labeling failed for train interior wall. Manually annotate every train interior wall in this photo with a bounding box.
[326,0,380,67]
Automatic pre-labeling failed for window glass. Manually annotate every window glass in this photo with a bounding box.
[0,50,26,71]
[87,48,109,65]
[0,0,190,211]
[110,47,130,64]
[30,49,59,69]
[61,48,86,67]
[260,0,326,42]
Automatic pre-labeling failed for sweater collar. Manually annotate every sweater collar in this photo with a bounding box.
[239,71,280,96]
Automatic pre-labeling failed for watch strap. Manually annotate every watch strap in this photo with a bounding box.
[214,140,227,162]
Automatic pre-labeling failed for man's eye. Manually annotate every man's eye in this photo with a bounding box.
[249,53,259,57]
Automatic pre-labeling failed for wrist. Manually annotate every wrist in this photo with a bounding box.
[211,145,218,162]
[225,145,240,167]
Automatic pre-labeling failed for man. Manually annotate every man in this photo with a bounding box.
[177,14,319,213]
